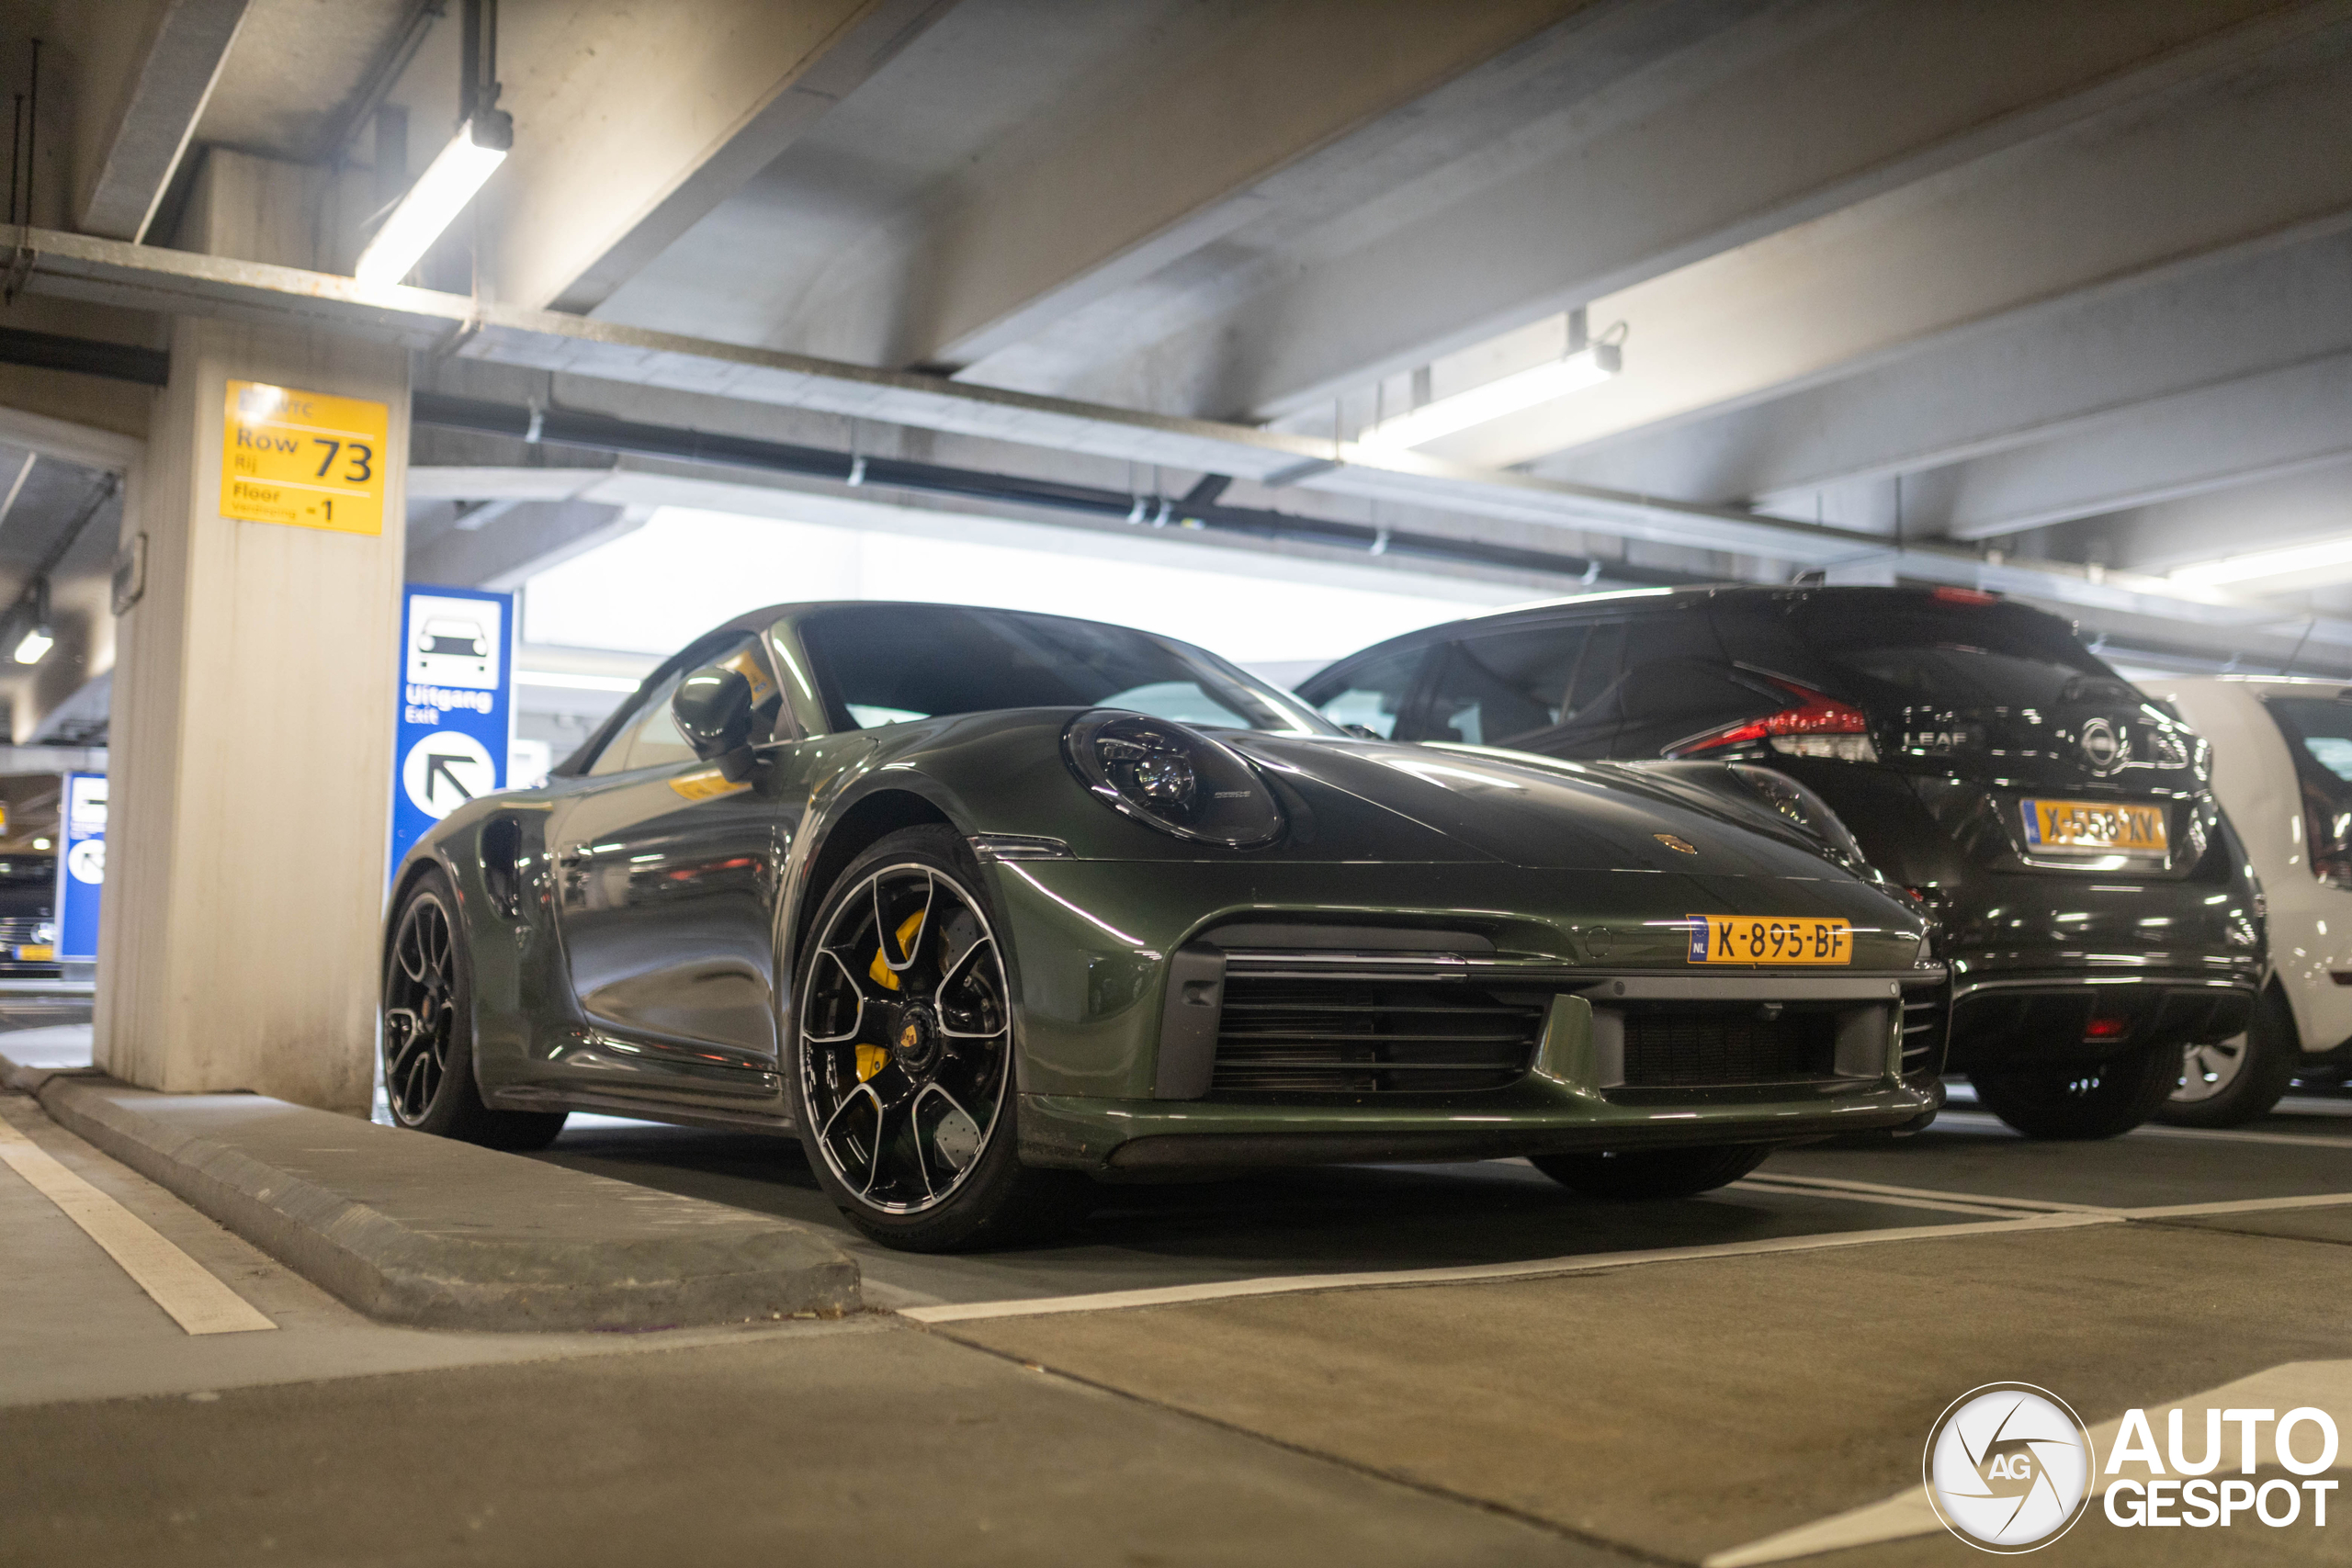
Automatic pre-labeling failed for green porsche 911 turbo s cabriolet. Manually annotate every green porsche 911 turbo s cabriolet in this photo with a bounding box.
[384,602,1943,1249]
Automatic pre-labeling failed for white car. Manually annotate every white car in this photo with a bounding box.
[2136,675,2352,1122]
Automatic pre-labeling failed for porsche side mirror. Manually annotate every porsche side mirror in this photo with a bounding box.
[673,664,755,771]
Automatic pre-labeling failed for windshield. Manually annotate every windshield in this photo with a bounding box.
[797,604,1335,735]
[1791,601,2134,711]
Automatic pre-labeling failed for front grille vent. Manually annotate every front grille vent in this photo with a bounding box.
[1620,1010,1838,1088]
[1901,986,1951,1089]
[1212,976,1544,1095]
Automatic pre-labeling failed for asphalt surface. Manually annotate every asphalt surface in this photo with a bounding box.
[5,996,2349,1565]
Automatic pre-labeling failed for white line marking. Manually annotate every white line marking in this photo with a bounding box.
[0,1113,276,1336]
[2120,1190,2352,1219]
[1703,1359,2352,1565]
[1740,1172,2107,1214]
[2126,1122,2352,1149]
[901,1213,2114,1325]
[1730,1179,2038,1220]
[1756,1171,2352,1223]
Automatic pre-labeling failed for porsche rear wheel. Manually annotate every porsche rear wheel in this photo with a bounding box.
[381,870,568,1152]
[1531,1144,1770,1200]
[788,827,1087,1251]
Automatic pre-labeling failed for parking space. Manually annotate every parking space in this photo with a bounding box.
[533,1089,2352,1315]
[7,1070,2348,1567]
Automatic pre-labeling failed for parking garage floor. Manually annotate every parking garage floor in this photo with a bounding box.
[5,1000,2349,1566]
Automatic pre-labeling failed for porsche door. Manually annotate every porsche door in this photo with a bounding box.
[547,635,786,1095]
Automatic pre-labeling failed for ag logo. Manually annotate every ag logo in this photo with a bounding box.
[1925,1383,2093,1552]
[2078,717,2121,773]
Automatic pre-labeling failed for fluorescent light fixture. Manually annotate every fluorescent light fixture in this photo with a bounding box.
[517,670,644,692]
[2169,535,2352,589]
[1359,343,1622,450]
[12,626,51,665]
[354,116,512,286]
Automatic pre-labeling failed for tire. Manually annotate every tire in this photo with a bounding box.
[382,868,569,1153]
[786,826,1088,1251]
[1530,1144,1771,1200]
[2160,991,2300,1128]
[1969,1042,2178,1140]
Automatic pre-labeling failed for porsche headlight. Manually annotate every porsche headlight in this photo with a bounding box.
[1064,710,1283,848]
[1730,764,1871,871]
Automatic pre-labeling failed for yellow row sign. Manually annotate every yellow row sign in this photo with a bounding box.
[220,380,389,536]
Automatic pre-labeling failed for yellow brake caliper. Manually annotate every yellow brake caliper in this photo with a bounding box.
[858,908,926,1081]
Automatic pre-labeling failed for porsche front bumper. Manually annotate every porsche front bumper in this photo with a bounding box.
[988,856,1941,1171]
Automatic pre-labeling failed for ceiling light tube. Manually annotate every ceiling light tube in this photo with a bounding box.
[354,115,513,286]
[12,626,51,665]
[2169,535,2352,589]
[1358,343,1622,451]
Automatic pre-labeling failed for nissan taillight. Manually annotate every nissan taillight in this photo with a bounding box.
[1673,682,1879,763]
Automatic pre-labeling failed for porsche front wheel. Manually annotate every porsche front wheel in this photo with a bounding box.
[788,827,1086,1251]
[1531,1145,1770,1200]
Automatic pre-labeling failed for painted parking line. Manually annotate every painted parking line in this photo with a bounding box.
[1731,1177,2054,1220]
[901,1212,2114,1325]
[1738,1171,2112,1214]
[0,1112,275,1337]
[1750,1172,2352,1224]
[2120,1190,2352,1219]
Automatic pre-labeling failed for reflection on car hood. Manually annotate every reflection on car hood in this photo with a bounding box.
[1231,734,1863,878]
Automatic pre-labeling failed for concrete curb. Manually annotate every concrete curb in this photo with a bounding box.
[12,1063,859,1330]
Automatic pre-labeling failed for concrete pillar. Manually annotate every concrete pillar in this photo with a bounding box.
[96,152,409,1110]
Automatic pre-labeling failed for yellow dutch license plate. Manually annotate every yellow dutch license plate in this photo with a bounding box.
[14,944,50,961]
[2020,797,2168,855]
[1687,916,1852,965]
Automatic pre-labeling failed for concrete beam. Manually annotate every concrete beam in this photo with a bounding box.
[1938,353,2352,540]
[2068,460,2352,578]
[896,0,1594,369]
[1432,17,2352,468]
[406,499,643,590]
[1542,227,2352,506]
[1102,0,2322,423]
[485,0,956,313]
[70,0,251,241]
[46,217,2352,638]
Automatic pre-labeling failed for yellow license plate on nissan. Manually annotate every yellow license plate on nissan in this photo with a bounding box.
[1687,916,1852,965]
[2021,797,2168,855]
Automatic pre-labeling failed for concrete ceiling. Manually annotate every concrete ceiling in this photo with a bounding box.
[27,0,2352,690]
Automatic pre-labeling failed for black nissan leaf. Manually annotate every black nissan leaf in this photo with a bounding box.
[1301,585,2264,1139]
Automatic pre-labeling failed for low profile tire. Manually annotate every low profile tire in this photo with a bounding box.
[787,827,1088,1252]
[2160,991,2300,1128]
[1531,1144,1771,1200]
[382,868,569,1153]
[1969,1042,2178,1141]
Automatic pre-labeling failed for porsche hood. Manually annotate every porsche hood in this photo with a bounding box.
[1229,734,1861,878]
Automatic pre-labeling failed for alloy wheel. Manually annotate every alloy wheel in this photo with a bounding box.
[799,862,1012,1214]
[2173,1033,2248,1104]
[383,892,458,1124]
